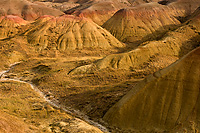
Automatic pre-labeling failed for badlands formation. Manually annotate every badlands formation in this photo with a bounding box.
[24,15,124,50]
[104,46,200,132]
[103,0,200,44]
[0,0,200,132]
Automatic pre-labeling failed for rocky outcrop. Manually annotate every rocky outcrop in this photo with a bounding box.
[70,9,200,74]
[24,15,124,51]
[0,0,64,21]
[102,0,200,44]
[103,46,200,132]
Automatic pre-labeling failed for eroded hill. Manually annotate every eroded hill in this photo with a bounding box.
[0,0,200,133]
[23,15,124,51]
[103,46,200,132]
[103,0,200,44]
[71,7,200,75]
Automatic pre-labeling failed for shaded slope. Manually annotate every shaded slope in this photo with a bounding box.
[0,0,64,20]
[70,9,200,74]
[103,46,200,132]
[102,0,200,44]
[23,15,124,51]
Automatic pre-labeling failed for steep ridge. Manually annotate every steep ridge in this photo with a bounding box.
[103,46,200,132]
[0,0,64,21]
[70,8,200,74]
[23,15,124,51]
[102,0,200,44]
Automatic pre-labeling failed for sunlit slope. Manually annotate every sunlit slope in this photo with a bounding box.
[70,8,200,74]
[103,0,200,44]
[24,15,124,51]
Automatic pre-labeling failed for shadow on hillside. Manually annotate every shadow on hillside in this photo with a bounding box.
[178,35,200,58]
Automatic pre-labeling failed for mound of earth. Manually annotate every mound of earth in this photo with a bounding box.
[0,0,64,20]
[23,15,124,51]
[102,0,200,44]
[70,7,200,74]
[103,46,200,132]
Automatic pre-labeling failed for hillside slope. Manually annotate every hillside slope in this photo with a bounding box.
[0,15,28,39]
[70,8,200,74]
[0,111,33,133]
[103,0,200,44]
[23,15,124,51]
[103,46,200,132]
[65,0,131,25]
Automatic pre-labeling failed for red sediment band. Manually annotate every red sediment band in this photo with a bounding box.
[0,15,28,25]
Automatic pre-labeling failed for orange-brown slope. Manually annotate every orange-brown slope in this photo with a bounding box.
[103,46,200,132]
[0,111,33,133]
[102,0,200,44]
[23,15,124,51]
[0,0,64,21]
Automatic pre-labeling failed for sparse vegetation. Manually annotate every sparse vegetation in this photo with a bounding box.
[0,0,200,132]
